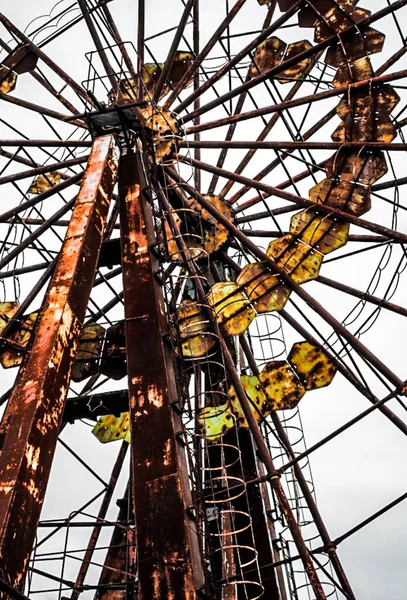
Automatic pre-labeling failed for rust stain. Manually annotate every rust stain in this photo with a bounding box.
[119,152,203,596]
[208,281,256,336]
[236,262,291,313]
[0,134,119,591]
[147,383,163,409]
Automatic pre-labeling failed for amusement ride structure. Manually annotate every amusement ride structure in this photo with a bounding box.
[0,0,406,598]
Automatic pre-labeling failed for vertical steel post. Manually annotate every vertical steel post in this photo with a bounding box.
[0,134,119,592]
[119,151,204,599]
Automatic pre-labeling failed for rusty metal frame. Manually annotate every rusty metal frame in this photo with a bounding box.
[183,67,407,133]
[0,134,119,592]
[0,0,406,597]
[176,0,407,119]
[157,181,329,600]
[119,150,204,598]
[0,12,94,107]
[167,166,407,434]
[176,156,407,246]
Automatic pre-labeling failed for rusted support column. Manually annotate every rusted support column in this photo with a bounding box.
[0,134,119,593]
[256,460,288,600]
[119,152,204,599]
[221,510,237,600]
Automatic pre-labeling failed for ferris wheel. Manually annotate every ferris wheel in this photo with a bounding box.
[0,1,406,599]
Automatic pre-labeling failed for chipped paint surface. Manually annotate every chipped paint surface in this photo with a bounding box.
[237,262,291,313]
[119,153,203,598]
[22,479,40,501]
[250,37,312,82]
[25,444,40,471]
[208,281,256,336]
[0,310,38,369]
[196,404,234,440]
[147,383,164,408]
[93,413,131,444]
[176,300,216,358]
[0,135,119,590]
[288,341,336,391]
[163,438,172,466]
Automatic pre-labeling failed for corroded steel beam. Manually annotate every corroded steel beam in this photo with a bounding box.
[183,68,407,133]
[0,134,119,592]
[152,0,196,102]
[237,430,280,598]
[164,0,248,109]
[0,156,89,185]
[0,177,83,243]
[100,2,137,78]
[137,0,145,99]
[193,1,201,194]
[0,139,91,147]
[77,0,118,90]
[0,92,86,129]
[0,150,82,183]
[119,152,204,599]
[177,155,407,245]
[180,140,407,151]
[178,0,407,121]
